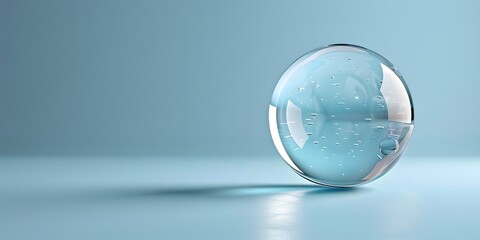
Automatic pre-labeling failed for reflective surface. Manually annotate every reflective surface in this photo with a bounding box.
[270,44,414,187]
[1,157,479,240]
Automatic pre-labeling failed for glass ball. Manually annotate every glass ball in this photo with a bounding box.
[269,44,414,187]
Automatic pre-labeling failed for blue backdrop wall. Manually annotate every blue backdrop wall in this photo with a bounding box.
[1,0,479,157]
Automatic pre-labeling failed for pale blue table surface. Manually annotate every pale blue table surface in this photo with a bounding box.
[1,157,479,240]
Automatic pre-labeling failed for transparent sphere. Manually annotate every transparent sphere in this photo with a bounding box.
[269,44,414,187]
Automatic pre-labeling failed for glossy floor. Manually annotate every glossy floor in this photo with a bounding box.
[1,157,479,240]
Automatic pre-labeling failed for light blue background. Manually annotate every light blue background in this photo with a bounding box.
[1,0,479,157]
[2,2,480,240]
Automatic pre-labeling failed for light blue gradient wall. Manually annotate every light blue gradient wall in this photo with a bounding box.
[1,0,479,157]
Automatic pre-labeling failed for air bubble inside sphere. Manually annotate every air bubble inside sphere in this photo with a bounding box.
[269,44,414,187]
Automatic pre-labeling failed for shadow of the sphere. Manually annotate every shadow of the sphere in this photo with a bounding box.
[103,184,369,199]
